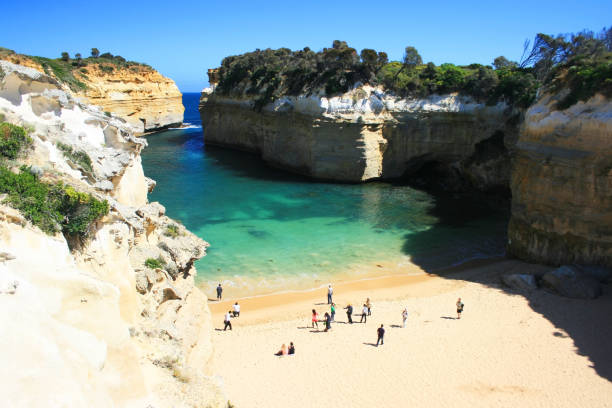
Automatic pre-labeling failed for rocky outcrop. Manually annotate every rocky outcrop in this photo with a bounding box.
[0,52,184,133]
[199,86,519,190]
[0,61,224,407]
[77,63,184,133]
[508,93,612,266]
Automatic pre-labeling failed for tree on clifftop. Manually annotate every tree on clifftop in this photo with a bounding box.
[493,56,517,70]
[91,48,99,58]
[403,46,422,70]
[75,53,83,67]
[61,52,70,62]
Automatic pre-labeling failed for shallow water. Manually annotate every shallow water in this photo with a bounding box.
[142,93,508,297]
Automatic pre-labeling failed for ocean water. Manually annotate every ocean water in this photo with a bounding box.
[142,93,508,298]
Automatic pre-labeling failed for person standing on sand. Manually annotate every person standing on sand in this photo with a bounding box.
[327,284,333,304]
[330,303,336,322]
[223,310,232,331]
[232,302,240,317]
[456,298,464,319]
[324,312,332,332]
[344,303,353,324]
[360,304,368,323]
[376,324,385,346]
[402,308,408,328]
[216,283,223,301]
[366,298,372,316]
[311,309,319,329]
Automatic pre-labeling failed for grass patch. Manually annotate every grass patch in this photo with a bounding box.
[56,142,93,173]
[0,122,32,159]
[0,165,108,237]
[145,257,165,269]
[164,224,180,238]
[30,56,87,91]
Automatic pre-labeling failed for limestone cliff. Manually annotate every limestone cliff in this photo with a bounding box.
[508,92,612,266]
[76,63,184,133]
[0,50,184,133]
[199,86,519,190]
[0,61,224,407]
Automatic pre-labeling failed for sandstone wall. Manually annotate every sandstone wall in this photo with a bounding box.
[0,61,224,407]
[199,88,518,190]
[0,53,184,133]
[508,93,612,266]
[78,64,184,133]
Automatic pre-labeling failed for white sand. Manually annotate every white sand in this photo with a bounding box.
[209,260,612,407]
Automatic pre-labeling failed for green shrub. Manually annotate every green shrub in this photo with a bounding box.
[145,257,165,269]
[0,166,109,237]
[100,65,114,73]
[164,224,180,238]
[0,122,32,159]
[56,142,93,173]
[30,56,87,91]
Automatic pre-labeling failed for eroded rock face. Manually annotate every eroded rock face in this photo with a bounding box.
[199,86,519,191]
[0,56,184,133]
[0,63,224,407]
[508,93,612,266]
[77,64,184,133]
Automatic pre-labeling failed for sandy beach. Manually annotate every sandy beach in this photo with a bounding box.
[208,259,612,408]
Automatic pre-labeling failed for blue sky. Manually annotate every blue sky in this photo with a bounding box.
[2,0,610,92]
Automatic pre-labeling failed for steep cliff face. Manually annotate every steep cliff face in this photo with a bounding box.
[200,86,518,190]
[77,64,184,133]
[508,92,612,266]
[0,61,224,407]
[0,51,184,133]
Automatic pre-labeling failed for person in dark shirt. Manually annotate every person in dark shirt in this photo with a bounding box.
[288,342,295,355]
[216,283,223,300]
[376,324,385,346]
[344,304,353,324]
[323,312,332,332]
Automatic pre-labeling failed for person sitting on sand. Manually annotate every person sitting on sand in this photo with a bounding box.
[232,302,240,317]
[311,309,319,329]
[402,308,408,328]
[224,310,232,331]
[288,342,295,355]
[275,344,287,356]
[360,304,368,323]
[366,298,372,316]
[456,298,464,319]
[344,303,353,324]
[324,312,331,332]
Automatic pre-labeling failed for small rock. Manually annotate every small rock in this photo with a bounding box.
[135,271,150,294]
[541,265,602,299]
[501,274,537,292]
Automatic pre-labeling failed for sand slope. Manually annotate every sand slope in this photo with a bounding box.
[209,260,612,408]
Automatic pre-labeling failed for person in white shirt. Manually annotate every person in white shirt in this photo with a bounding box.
[327,284,333,304]
[224,310,232,331]
[402,308,408,328]
[360,304,368,323]
[232,302,240,317]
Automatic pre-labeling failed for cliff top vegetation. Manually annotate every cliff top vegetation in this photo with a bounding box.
[0,121,109,239]
[212,28,611,111]
[0,47,154,92]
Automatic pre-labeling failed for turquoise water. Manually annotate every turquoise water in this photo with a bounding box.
[142,93,508,297]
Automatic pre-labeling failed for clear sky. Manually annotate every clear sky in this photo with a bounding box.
[1,0,610,92]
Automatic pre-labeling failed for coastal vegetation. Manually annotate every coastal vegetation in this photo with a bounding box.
[0,122,108,238]
[213,27,611,111]
[145,257,165,269]
[0,46,153,91]
[56,142,93,173]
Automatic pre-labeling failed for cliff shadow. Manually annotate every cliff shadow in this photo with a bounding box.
[398,187,612,383]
